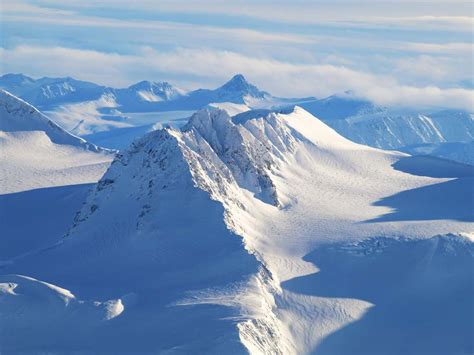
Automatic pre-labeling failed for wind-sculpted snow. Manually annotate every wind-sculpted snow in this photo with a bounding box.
[1,106,472,354]
[0,275,125,351]
[285,234,474,355]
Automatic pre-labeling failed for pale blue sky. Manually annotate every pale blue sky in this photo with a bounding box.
[1,0,473,109]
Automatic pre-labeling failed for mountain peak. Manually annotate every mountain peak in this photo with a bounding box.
[0,89,106,152]
[215,74,269,103]
[129,80,164,90]
[0,73,35,84]
[126,80,184,101]
[221,74,251,91]
[230,73,247,83]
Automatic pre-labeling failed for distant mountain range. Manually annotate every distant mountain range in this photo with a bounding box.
[1,73,473,164]
[0,73,313,112]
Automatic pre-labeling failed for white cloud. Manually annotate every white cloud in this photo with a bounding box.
[4,11,472,60]
[20,0,473,32]
[1,1,75,15]
[392,55,471,85]
[2,13,314,46]
[1,45,472,111]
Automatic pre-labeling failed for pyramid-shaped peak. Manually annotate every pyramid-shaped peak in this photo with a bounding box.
[230,74,247,83]
[217,74,269,100]
[220,74,253,91]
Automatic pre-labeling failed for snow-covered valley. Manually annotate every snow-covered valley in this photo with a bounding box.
[0,96,472,354]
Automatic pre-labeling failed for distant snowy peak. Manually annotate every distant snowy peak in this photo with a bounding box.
[298,93,382,121]
[0,89,105,152]
[125,80,185,102]
[0,75,107,108]
[0,74,36,95]
[214,74,270,104]
[218,74,269,98]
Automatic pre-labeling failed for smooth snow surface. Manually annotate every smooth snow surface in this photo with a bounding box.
[0,90,113,260]
[1,106,472,354]
[0,90,113,193]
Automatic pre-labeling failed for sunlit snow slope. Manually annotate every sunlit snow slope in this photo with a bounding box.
[1,107,472,354]
[0,90,113,194]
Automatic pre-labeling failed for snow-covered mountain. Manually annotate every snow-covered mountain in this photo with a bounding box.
[42,74,315,144]
[324,107,473,149]
[298,92,381,120]
[102,74,312,113]
[400,141,474,166]
[0,74,186,110]
[0,89,103,150]
[0,90,114,258]
[2,73,473,166]
[0,74,106,108]
[297,94,474,164]
[1,106,472,354]
[120,80,185,102]
[0,73,37,96]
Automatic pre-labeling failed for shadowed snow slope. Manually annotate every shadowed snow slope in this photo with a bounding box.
[0,90,114,261]
[1,107,472,354]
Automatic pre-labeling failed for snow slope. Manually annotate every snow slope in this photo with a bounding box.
[1,107,472,354]
[327,109,474,150]
[0,90,113,193]
[299,95,474,152]
[0,90,114,262]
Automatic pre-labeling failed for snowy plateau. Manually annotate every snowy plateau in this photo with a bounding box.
[0,76,473,355]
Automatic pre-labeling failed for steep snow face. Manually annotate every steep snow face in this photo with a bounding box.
[2,107,473,354]
[0,90,113,193]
